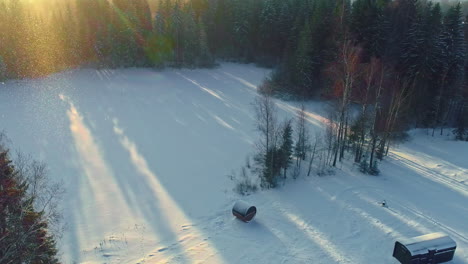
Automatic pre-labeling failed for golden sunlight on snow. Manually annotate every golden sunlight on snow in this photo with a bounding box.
[112,118,226,263]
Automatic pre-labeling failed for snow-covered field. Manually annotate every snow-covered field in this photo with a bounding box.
[0,63,467,264]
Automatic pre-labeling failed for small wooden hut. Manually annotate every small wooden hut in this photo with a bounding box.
[393,232,456,264]
[232,201,256,222]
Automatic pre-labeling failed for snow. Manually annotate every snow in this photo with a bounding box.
[0,63,467,264]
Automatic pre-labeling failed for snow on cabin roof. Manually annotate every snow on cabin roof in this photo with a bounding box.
[399,232,457,256]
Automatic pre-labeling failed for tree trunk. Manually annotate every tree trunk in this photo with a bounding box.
[332,120,342,167]
[307,140,317,176]
[369,136,377,171]
[340,114,348,161]
[433,71,448,137]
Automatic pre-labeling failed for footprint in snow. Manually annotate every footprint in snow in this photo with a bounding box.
[157,247,168,252]
[181,224,192,231]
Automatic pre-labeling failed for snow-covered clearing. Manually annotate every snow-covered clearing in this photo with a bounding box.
[0,63,467,263]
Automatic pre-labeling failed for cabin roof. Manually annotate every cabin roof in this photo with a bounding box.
[399,232,456,256]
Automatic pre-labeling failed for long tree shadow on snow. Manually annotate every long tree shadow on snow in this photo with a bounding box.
[60,94,134,262]
[60,92,200,263]
[260,188,366,263]
[109,117,226,263]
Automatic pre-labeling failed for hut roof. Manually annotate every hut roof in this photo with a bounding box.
[399,232,456,256]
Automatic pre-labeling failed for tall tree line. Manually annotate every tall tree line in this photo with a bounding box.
[0,0,337,78]
[1,0,467,140]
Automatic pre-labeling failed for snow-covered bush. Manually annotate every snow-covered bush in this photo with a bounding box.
[368,161,380,176]
[232,166,258,196]
[359,158,369,174]
[359,156,380,176]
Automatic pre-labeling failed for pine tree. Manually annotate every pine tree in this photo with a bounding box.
[434,3,466,133]
[259,0,281,65]
[262,147,282,187]
[294,105,310,167]
[359,156,369,174]
[148,3,174,68]
[400,2,443,82]
[294,21,314,92]
[0,150,59,264]
[232,0,252,60]
[399,2,445,126]
[209,0,235,58]
[171,0,184,67]
[387,0,418,62]
[193,0,209,19]
[154,10,167,36]
[369,160,380,175]
[105,0,142,67]
[197,19,215,67]
[279,120,294,178]
[291,0,335,95]
[277,0,293,50]
[182,4,199,67]
[453,105,467,140]
[350,0,390,58]
[93,0,114,67]
[134,0,153,32]
[442,3,466,83]
[132,0,153,66]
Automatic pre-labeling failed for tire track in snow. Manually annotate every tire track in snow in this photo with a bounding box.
[388,152,468,197]
[349,186,468,244]
[387,200,468,243]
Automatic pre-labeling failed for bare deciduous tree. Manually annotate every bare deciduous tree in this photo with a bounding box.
[253,92,279,188]
[327,41,362,166]
[13,152,65,236]
[307,132,320,177]
[294,105,310,170]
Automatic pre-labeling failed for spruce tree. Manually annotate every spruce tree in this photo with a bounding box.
[0,150,59,264]
[350,0,390,58]
[279,120,294,178]
[182,4,199,67]
[399,2,444,125]
[148,5,174,68]
[440,3,466,88]
[263,147,281,188]
[434,3,466,132]
[359,156,369,174]
[294,21,314,92]
[197,19,215,67]
[259,0,281,64]
[134,0,153,32]
[232,0,252,60]
[171,1,184,67]
[294,105,310,167]
[369,160,380,175]
[454,106,467,140]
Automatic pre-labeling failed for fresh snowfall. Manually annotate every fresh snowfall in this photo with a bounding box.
[0,63,467,264]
